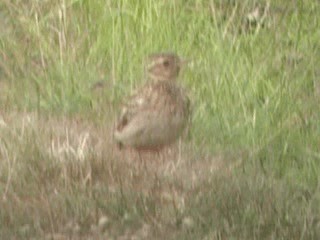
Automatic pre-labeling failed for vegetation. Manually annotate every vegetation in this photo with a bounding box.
[0,0,319,239]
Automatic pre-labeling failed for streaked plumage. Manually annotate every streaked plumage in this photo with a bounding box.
[114,53,190,151]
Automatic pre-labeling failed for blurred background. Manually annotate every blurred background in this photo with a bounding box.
[0,0,320,239]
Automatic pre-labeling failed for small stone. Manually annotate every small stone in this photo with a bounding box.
[182,216,195,229]
[98,215,109,231]
[19,224,30,234]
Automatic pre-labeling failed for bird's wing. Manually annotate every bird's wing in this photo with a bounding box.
[115,82,159,132]
[115,81,191,133]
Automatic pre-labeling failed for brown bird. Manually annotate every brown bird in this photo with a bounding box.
[114,52,190,152]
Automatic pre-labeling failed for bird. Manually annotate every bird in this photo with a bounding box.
[113,52,191,153]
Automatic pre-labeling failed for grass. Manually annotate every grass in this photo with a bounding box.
[1,0,320,239]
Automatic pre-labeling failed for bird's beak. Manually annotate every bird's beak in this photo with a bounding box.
[179,58,191,66]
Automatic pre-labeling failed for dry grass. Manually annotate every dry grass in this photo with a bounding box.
[1,0,320,239]
[0,110,232,239]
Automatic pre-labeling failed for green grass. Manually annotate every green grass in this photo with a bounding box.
[1,0,320,239]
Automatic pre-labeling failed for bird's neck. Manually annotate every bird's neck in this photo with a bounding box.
[147,74,177,82]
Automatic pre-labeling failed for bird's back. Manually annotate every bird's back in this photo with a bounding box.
[114,80,190,150]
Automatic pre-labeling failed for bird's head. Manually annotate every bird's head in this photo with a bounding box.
[145,52,187,81]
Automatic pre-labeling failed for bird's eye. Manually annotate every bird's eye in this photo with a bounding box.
[163,60,170,67]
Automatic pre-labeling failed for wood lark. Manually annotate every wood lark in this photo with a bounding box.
[114,52,191,152]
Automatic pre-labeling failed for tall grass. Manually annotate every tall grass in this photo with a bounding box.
[0,0,320,239]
